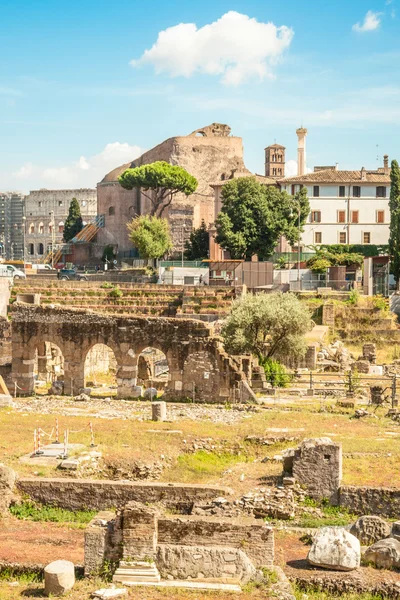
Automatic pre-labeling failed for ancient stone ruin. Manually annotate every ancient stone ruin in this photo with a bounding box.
[84,500,274,586]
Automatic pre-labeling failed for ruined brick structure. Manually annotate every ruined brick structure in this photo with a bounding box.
[84,501,274,583]
[97,123,250,257]
[11,304,254,402]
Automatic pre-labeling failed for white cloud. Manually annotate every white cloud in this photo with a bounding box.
[285,160,312,177]
[12,142,143,189]
[12,163,34,179]
[352,10,382,32]
[132,11,294,85]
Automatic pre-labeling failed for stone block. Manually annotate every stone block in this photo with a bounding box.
[308,527,360,571]
[364,538,400,569]
[292,438,342,504]
[44,560,75,596]
[350,516,391,546]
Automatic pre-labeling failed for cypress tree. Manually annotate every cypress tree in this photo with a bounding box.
[184,220,210,260]
[63,198,83,242]
[389,160,400,289]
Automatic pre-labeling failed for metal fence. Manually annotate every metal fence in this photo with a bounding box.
[284,371,398,407]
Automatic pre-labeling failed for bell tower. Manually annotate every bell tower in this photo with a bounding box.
[265,144,286,178]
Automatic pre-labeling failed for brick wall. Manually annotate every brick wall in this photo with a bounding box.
[339,485,400,518]
[17,478,233,512]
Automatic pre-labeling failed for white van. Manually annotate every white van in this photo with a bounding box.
[31,264,52,271]
[0,265,26,280]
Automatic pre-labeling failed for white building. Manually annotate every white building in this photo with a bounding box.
[280,157,391,248]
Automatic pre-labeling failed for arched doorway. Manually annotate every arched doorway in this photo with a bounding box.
[84,343,117,394]
[137,347,169,393]
[34,341,64,394]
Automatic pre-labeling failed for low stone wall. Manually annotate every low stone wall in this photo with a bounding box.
[157,515,274,568]
[340,485,400,518]
[17,478,233,512]
[156,545,255,583]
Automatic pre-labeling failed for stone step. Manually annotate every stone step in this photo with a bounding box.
[120,580,242,592]
[114,569,160,578]
[113,575,161,583]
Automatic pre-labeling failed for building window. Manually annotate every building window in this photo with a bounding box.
[351,211,359,224]
[315,232,322,244]
[291,185,296,195]
[313,186,320,197]
[38,201,42,208]
[58,201,63,206]
[363,232,371,244]
[28,243,34,255]
[272,168,277,176]
[82,200,86,207]
[339,232,347,244]
[58,221,64,233]
[339,186,346,197]
[29,223,35,234]
[353,186,361,198]
[311,210,321,223]
[38,243,44,255]
[108,206,115,216]
[38,222,44,234]
[376,186,386,198]
[337,210,346,223]
[376,210,385,224]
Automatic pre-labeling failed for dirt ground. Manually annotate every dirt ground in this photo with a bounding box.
[0,517,84,565]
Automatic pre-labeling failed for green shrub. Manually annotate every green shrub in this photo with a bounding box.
[259,357,292,387]
[372,295,389,312]
[101,282,114,289]
[108,287,123,300]
[347,289,360,305]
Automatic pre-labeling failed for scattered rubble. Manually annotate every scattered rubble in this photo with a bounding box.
[11,396,251,425]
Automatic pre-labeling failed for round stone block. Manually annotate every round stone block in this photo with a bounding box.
[44,560,75,596]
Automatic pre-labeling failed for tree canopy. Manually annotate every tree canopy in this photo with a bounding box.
[119,161,198,217]
[221,292,312,361]
[184,220,210,260]
[127,215,172,260]
[389,159,400,289]
[214,177,310,260]
[63,198,83,242]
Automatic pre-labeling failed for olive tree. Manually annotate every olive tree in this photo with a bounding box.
[127,215,172,260]
[221,292,312,361]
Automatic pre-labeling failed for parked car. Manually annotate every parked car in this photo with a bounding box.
[57,268,88,281]
[0,264,26,279]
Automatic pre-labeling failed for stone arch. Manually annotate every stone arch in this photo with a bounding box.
[38,222,44,234]
[84,342,117,390]
[28,243,34,256]
[38,243,44,255]
[136,346,169,393]
[108,206,115,216]
[29,223,35,234]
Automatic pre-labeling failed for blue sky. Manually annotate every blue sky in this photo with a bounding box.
[1,0,399,192]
